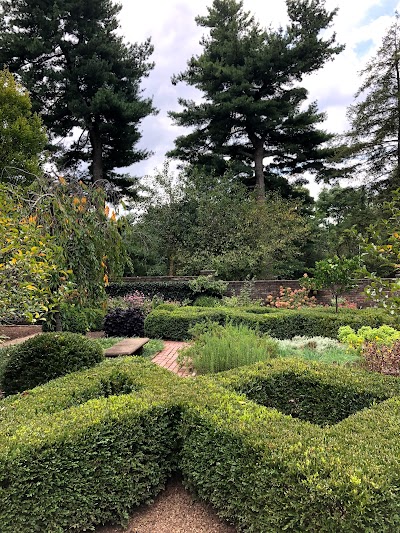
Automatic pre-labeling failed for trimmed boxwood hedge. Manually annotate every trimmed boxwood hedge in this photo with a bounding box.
[144,305,393,340]
[0,358,182,532]
[2,357,400,531]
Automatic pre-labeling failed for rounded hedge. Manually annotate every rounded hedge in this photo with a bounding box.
[2,332,104,395]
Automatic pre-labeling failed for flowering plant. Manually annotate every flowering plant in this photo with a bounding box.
[265,286,317,309]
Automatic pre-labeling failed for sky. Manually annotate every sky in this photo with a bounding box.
[116,0,400,197]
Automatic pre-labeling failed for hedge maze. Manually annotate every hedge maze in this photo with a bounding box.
[1,357,400,532]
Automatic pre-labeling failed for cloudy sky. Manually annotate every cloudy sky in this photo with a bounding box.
[117,0,400,196]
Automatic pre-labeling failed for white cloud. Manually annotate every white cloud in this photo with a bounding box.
[116,0,400,196]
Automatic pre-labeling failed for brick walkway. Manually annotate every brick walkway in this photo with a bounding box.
[152,341,191,377]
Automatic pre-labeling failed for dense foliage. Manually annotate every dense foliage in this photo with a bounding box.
[0,69,47,183]
[0,184,70,324]
[104,307,145,338]
[1,332,104,395]
[125,167,312,279]
[106,280,194,302]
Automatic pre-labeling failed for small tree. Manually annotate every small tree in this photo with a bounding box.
[301,256,360,312]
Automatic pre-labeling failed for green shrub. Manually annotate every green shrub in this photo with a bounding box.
[338,324,400,351]
[180,360,400,532]
[2,332,104,395]
[85,307,106,331]
[178,322,278,374]
[144,306,392,341]
[44,303,106,333]
[188,275,228,297]
[106,280,194,302]
[193,295,221,307]
[213,358,398,426]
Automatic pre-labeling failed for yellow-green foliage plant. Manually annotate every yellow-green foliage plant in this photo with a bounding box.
[2,357,400,531]
[338,325,400,352]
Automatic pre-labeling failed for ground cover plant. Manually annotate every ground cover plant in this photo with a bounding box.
[2,357,400,532]
[276,335,359,365]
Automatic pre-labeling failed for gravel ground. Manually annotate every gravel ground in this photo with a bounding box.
[96,477,237,533]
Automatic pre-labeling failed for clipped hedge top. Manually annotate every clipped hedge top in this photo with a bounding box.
[212,357,400,399]
[0,358,179,447]
[148,304,392,319]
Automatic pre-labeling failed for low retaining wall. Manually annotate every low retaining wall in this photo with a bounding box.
[0,324,43,341]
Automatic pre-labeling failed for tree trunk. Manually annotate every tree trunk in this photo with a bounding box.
[396,59,400,188]
[168,254,175,276]
[89,125,103,184]
[335,294,338,313]
[54,309,62,331]
[395,28,400,188]
[254,142,265,203]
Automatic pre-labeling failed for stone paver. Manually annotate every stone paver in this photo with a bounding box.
[152,341,191,377]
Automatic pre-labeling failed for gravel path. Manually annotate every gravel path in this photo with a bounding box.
[96,477,236,533]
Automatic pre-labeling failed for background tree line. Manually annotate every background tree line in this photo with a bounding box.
[0,0,399,287]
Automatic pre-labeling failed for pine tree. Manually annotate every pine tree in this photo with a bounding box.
[0,0,156,194]
[345,13,400,193]
[168,0,344,201]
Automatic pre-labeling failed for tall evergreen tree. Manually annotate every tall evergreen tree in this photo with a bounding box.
[168,0,344,201]
[0,0,156,194]
[344,13,400,193]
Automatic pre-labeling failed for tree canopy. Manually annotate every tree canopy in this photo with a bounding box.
[344,13,400,194]
[124,166,311,279]
[168,0,344,201]
[0,0,156,195]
